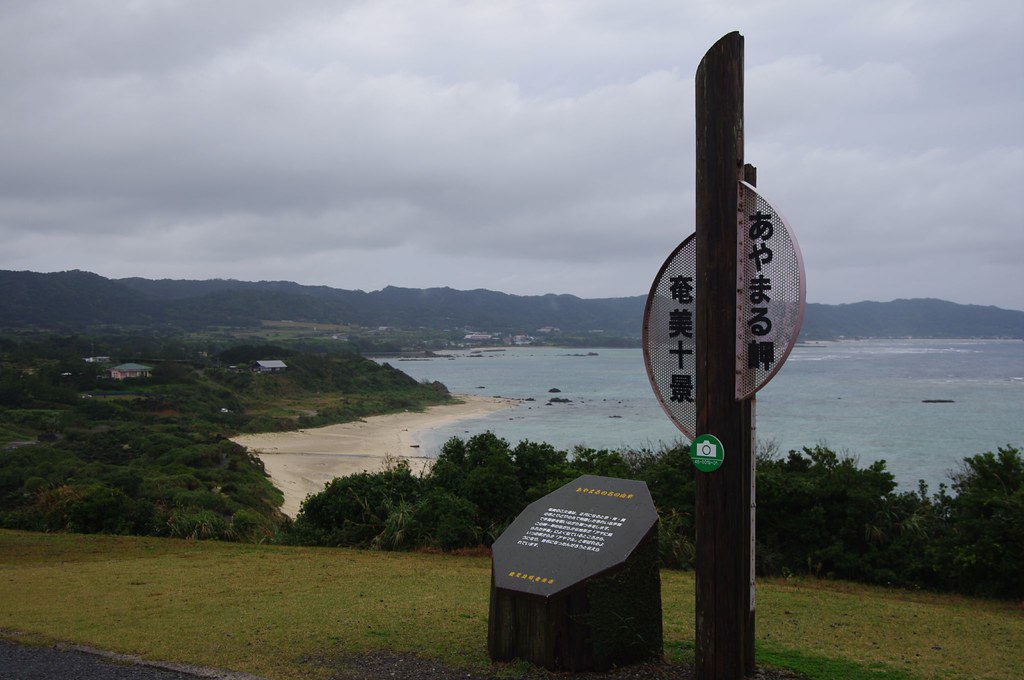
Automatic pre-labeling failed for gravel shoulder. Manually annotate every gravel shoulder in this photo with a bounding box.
[308,650,812,680]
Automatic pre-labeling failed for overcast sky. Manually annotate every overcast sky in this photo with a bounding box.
[2,1,1022,310]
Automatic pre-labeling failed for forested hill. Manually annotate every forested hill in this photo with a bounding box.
[1,269,1022,340]
[802,299,1024,339]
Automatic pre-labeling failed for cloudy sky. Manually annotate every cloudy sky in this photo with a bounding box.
[2,1,1021,310]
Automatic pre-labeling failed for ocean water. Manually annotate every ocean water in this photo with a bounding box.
[381,340,1024,491]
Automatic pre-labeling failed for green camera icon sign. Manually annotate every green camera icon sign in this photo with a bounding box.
[690,434,725,472]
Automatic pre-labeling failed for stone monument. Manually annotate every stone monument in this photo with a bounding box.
[487,474,662,671]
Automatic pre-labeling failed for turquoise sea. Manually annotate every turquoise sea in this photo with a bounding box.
[381,340,1024,491]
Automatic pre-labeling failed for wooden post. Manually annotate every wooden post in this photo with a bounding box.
[694,31,752,679]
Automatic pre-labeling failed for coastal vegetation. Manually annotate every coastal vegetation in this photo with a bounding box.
[0,334,451,541]
[288,433,1024,600]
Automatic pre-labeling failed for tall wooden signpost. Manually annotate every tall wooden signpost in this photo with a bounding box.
[694,32,749,679]
[643,32,806,679]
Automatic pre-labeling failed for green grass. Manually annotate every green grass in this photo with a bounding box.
[0,427,34,444]
[1,530,1021,679]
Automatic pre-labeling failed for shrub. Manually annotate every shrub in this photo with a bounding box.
[414,489,479,550]
[231,508,276,543]
[511,440,571,500]
[939,446,1024,598]
[658,508,695,569]
[292,461,422,547]
[567,446,632,478]
[371,496,418,551]
[167,507,229,540]
[67,484,138,534]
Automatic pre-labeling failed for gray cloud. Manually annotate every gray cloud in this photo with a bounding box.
[1,0,1021,309]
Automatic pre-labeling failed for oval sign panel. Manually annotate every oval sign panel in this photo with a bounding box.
[642,233,697,440]
[735,181,806,400]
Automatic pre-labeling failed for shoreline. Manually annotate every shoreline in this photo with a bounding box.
[231,395,518,517]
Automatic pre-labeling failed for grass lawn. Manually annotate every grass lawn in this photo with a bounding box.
[1,530,1020,679]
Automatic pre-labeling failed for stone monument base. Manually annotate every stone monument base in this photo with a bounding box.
[487,526,662,672]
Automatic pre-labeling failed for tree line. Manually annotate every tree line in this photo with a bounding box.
[284,433,1023,600]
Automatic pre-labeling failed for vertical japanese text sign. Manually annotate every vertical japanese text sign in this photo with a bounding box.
[735,182,806,400]
[642,235,698,439]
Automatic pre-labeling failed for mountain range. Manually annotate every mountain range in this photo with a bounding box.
[1,269,1022,341]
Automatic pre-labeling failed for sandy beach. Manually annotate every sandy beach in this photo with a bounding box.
[231,395,517,517]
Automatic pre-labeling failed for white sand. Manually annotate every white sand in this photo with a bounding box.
[231,395,517,517]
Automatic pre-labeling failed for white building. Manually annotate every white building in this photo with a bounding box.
[254,360,288,373]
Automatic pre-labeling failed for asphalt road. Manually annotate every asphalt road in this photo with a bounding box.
[0,641,262,680]
[0,641,811,680]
